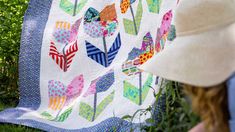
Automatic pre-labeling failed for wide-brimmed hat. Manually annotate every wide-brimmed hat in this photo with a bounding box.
[139,0,235,87]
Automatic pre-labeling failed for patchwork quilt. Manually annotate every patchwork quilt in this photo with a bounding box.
[0,0,177,131]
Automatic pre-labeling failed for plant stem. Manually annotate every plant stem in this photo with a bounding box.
[130,4,138,35]
[63,44,68,72]
[55,108,63,121]
[139,72,142,105]
[92,93,97,121]
[155,76,159,85]
[103,36,108,67]
[73,0,78,16]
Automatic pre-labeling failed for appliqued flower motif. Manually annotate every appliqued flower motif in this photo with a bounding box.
[84,4,118,38]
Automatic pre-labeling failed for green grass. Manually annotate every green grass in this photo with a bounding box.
[0,124,42,132]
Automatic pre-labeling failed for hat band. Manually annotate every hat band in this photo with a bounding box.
[177,17,235,36]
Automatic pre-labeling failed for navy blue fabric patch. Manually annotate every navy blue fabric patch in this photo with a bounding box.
[86,33,121,67]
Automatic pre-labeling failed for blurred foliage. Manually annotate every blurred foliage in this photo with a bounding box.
[0,0,29,105]
[148,81,200,131]
[122,80,200,132]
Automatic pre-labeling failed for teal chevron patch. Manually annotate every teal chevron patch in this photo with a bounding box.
[167,25,176,41]
[79,91,115,121]
[53,107,73,122]
[146,0,162,13]
[123,0,143,35]
[41,111,54,121]
[40,106,73,122]
[123,74,153,105]
[60,0,88,16]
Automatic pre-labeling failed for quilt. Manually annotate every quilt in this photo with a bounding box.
[0,0,177,131]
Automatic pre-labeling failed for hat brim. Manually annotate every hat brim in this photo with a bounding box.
[139,23,235,87]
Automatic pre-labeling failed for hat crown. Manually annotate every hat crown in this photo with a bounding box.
[175,0,235,36]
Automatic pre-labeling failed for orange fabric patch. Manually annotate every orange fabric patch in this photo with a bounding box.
[139,51,154,64]
[120,0,130,14]
[100,4,117,21]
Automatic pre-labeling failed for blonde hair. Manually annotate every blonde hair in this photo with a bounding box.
[183,83,229,132]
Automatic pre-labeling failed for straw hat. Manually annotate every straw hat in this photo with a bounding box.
[139,0,235,87]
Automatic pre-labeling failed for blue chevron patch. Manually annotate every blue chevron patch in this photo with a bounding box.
[86,33,122,67]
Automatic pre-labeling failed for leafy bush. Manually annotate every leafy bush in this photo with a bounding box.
[122,80,200,132]
[0,0,29,105]
[150,81,200,131]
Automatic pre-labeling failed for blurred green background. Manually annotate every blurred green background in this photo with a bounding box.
[0,0,29,106]
[0,0,42,131]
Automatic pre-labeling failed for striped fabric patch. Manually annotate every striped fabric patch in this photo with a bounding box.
[85,33,121,67]
[49,41,78,71]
